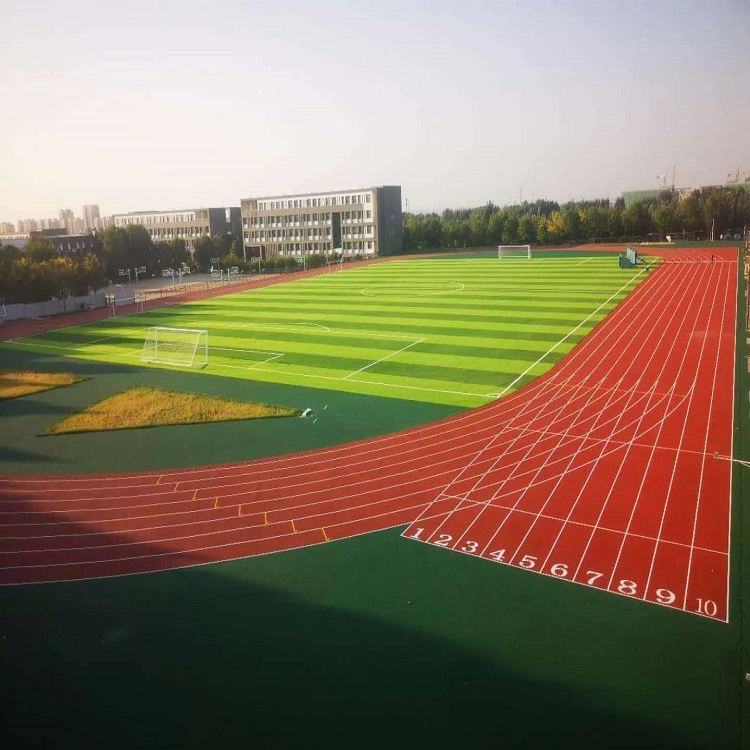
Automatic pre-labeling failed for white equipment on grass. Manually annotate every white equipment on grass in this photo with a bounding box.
[498,244,531,259]
[141,326,208,368]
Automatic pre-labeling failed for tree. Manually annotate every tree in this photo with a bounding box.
[24,237,57,263]
[125,225,154,273]
[155,239,189,271]
[622,201,653,238]
[468,205,493,247]
[501,213,520,245]
[193,236,215,271]
[73,253,106,295]
[101,227,131,279]
[487,212,506,245]
[517,214,538,245]
[651,201,678,239]
[213,233,233,257]
[544,211,568,244]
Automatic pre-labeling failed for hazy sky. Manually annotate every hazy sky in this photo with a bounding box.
[2,0,749,220]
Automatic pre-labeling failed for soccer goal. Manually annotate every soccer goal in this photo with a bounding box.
[325,257,343,273]
[498,244,531,259]
[141,327,208,368]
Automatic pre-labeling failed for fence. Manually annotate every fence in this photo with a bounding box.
[1,293,107,322]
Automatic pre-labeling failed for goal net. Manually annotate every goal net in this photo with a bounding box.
[141,327,208,368]
[498,244,531,259]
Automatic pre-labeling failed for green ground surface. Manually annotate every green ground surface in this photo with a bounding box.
[0,255,651,408]
[0,347,458,475]
[1,251,746,748]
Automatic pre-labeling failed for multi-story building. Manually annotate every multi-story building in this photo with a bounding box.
[82,204,101,232]
[111,207,241,254]
[240,186,402,259]
[15,219,39,233]
[59,208,75,234]
[29,229,100,259]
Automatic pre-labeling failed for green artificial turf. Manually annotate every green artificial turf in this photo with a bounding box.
[0,255,652,408]
[1,250,745,748]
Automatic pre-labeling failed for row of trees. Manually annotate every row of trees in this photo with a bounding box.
[0,238,106,305]
[403,186,750,251]
[99,226,248,280]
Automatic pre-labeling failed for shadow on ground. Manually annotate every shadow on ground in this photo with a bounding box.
[0,494,737,749]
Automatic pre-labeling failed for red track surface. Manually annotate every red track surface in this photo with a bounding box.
[0,249,737,621]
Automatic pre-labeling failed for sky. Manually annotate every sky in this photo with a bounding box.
[2,0,749,221]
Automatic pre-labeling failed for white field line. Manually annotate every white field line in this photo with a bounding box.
[425,261,688,564]
[2,264,673,491]
[3,265,679,495]
[343,338,425,380]
[495,261,657,398]
[407,268,673,538]
[535,262,702,572]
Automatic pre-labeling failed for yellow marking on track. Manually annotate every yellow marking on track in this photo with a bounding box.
[173,482,179,492]
[156,475,163,486]
[322,528,329,542]
[214,497,218,509]
[238,505,242,517]
[264,511,268,525]
[192,490,198,501]
[291,519,297,533]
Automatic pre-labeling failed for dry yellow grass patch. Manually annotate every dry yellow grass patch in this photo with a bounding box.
[0,370,84,400]
[42,386,300,435]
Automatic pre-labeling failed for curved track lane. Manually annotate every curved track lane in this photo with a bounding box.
[0,249,737,621]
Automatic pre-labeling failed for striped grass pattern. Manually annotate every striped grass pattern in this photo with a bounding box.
[1,256,650,408]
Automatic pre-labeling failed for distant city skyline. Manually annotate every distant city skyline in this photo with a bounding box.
[3,0,749,220]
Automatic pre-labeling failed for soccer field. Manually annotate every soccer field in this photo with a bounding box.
[0,254,652,408]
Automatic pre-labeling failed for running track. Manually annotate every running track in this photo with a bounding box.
[0,248,737,622]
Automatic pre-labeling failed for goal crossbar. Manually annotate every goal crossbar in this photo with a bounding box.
[141,326,208,368]
[498,244,531,259]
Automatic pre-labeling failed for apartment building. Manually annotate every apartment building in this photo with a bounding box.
[82,204,101,232]
[112,207,241,253]
[240,186,402,259]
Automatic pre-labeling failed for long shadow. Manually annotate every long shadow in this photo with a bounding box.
[0,446,65,465]
[0,496,730,749]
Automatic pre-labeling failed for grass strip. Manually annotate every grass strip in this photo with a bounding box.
[42,386,300,435]
[0,369,85,400]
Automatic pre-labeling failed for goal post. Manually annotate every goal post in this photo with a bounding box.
[141,327,208,368]
[498,244,531,259]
